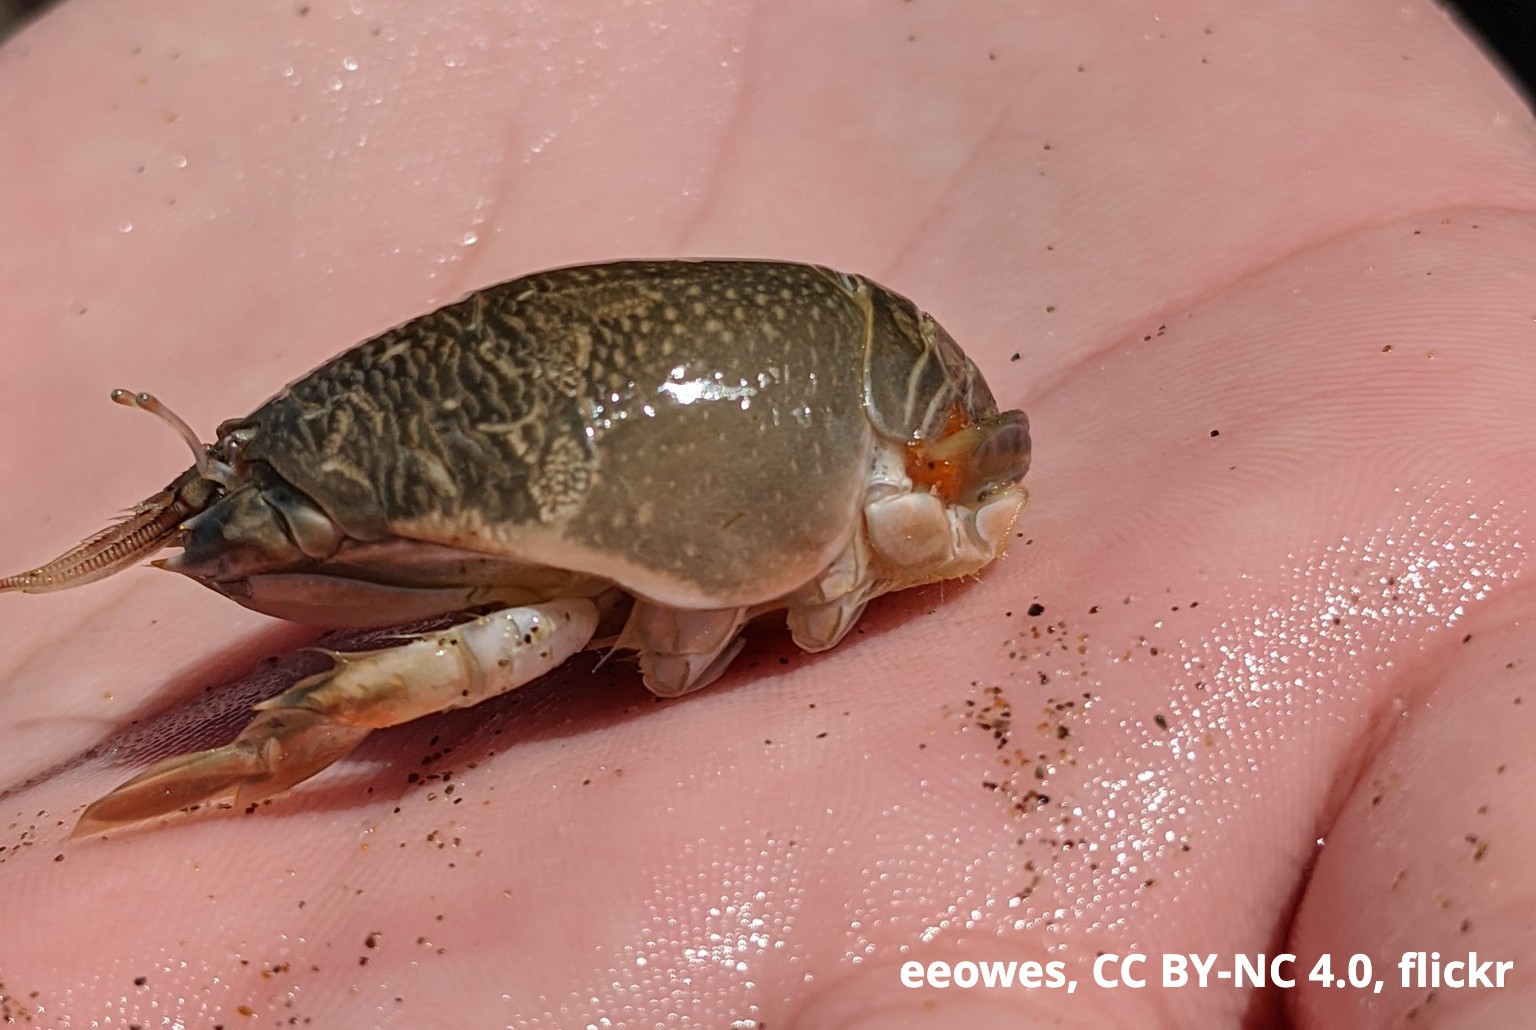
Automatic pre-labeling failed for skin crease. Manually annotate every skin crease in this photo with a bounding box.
[2,0,1536,1027]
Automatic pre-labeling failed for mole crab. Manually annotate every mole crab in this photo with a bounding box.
[2,260,1030,835]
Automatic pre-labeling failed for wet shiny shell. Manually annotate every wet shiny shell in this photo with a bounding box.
[226,261,1002,608]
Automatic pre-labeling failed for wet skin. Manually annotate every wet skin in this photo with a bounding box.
[3,1,1536,1027]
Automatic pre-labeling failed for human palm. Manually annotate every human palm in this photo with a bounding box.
[2,2,1533,1027]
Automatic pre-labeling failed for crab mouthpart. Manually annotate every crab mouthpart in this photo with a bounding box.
[0,467,216,594]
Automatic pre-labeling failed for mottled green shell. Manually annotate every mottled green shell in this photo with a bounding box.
[225,261,998,605]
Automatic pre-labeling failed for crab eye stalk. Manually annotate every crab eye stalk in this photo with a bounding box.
[111,389,239,489]
[0,390,231,594]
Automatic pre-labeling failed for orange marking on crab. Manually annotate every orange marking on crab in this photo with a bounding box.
[905,403,977,504]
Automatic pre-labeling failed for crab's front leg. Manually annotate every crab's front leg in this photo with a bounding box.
[74,598,600,837]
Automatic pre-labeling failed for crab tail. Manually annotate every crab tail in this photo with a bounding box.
[0,467,216,594]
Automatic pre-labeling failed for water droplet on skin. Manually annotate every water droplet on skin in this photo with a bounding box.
[459,231,478,247]
[172,154,188,169]
[328,77,344,92]
[118,221,134,233]
[341,57,359,71]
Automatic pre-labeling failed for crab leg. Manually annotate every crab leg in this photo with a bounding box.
[618,601,750,697]
[73,598,600,837]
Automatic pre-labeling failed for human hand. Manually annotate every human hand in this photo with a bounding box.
[3,1,1534,1026]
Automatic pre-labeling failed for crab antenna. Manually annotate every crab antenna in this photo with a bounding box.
[111,389,238,488]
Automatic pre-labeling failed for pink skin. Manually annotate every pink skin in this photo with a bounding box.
[2,0,1535,1026]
